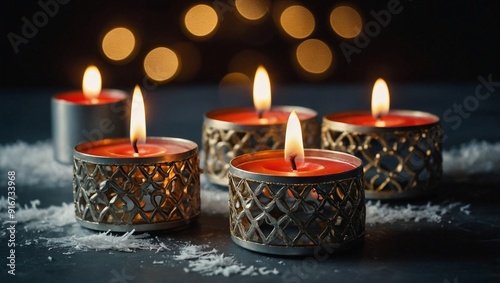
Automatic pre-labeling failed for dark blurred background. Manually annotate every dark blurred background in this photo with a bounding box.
[2,0,499,89]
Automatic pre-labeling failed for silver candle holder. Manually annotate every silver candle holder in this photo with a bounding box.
[202,106,319,186]
[73,137,201,232]
[228,149,365,255]
[322,110,442,199]
[52,90,128,164]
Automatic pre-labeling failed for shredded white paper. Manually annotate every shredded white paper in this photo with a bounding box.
[41,230,164,253]
[15,200,75,228]
[365,201,471,225]
[0,140,72,188]
[443,140,500,175]
[175,244,279,277]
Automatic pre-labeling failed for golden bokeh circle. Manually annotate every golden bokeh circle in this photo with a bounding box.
[102,27,136,61]
[296,39,333,74]
[280,5,315,39]
[143,47,179,82]
[330,6,363,39]
[184,4,219,38]
[235,0,268,21]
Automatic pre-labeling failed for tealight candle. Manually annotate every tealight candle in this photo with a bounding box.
[73,86,201,232]
[51,65,127,164]
[228,111,365,255]
[203,66,319,185]
[322,78,442,199]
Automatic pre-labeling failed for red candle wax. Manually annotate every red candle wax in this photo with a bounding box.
[54,90,126,105]
[328,111,438,127]
[79,139,191,158]
[237,155,356,177]
[210,107,315,125]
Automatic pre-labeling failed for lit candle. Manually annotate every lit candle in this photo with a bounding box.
[78,86,193,158]
[326,78,438,128]
[206,66,315,124]
[228,112,365,255]
[203,66,319,185]
[73,85,200,232]
[51,65,128,164]
[235,111,355,176]
[321,78,442,199]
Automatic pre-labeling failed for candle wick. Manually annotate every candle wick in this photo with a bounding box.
[132,139,139,154]
[289,153,298,172]
[375,114,386,127]
[256,110,264,120]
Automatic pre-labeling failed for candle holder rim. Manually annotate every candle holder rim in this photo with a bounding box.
[230,235,365,256]
[53,89,128,105]
[74,136,198,164]
[204,105,318,129]
[229,148,363,184]
[76,216,200,232]
[323,110,440,133]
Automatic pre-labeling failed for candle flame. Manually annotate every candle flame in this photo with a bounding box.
[130,85,146,148]
[284,110,304,169]
[82,65,102,101]
[371,78,390,118]
[253,65,271,116]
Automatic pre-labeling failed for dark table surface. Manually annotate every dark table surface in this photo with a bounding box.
[1,84,500,283]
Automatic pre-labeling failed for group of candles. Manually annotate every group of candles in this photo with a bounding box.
[57,64,441,254]
[54,64,440,192]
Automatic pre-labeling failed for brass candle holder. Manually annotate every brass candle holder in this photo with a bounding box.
[321,111,442,199]
[73,137,201,232]
[228,149,365,255]
[202,106,319,186]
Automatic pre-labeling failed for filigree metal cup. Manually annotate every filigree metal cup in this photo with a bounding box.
[228,149,365,255]
[322,111,442,200]
[202,106,319,186]
[73,137,201,232]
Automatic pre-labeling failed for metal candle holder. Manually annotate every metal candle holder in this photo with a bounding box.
[321,111,442,199]
[52,90,128,164]
[228,149,365,255]
[202,106,319,186]
[73,137,201,232]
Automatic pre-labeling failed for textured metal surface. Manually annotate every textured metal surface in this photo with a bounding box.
[322,111,442,199]
[73,139,201,232]
[228,150,365,255]
[202,106,319,186]
[52,90,128,164]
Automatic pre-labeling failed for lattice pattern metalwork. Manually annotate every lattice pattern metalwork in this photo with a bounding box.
[228,172,365,255]
[73,155,201,232]
[322,123,442,199]
[202,118,319,186]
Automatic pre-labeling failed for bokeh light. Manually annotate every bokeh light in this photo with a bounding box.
[143,47,179,82]
[330,6,363,39]
[280,5,315,39]
[101,27,136,61]
[235,0,269,21]
[184,4,219,39]
[295,39,333,74]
